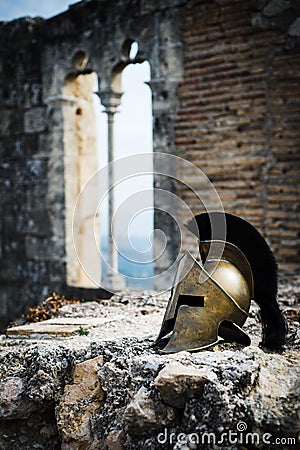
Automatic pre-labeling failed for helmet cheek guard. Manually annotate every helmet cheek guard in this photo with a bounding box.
[155,241,254,354]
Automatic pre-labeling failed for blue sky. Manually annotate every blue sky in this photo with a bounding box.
[0,0,80,21]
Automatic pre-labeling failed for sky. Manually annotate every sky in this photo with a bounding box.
[95,62,153,241]
[0,0,80,21]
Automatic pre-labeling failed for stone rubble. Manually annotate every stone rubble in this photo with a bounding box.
[0,280,299,450]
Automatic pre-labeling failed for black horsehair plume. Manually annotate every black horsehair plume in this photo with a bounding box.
[186,212,287,350]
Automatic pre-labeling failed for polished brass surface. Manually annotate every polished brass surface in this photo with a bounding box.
[155,240,254,354]
[200,240,254,302]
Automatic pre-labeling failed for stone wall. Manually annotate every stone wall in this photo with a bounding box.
[0,0,184,327]
[0,0,300,326]
[0,18,56,327]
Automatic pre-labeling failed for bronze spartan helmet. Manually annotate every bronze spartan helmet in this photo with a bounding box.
[187,212,286,350]
[155,240,254,353]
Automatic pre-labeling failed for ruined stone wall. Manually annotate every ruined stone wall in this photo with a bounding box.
[0,0,184,326]
[0,18,60,327]
[176,0,300,273]
[0,0,300,327]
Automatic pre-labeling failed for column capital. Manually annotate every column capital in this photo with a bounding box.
[44,94,79,107]
[96,88,123,114]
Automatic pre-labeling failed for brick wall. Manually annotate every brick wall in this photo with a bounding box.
[176,0,300,273]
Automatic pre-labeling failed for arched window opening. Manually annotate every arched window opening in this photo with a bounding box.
[115,62,153,290]
[63,71,101,288]
[96,60,154,289]
[129,41,139,60]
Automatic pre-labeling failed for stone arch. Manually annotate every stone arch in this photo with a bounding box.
[95,26,183,289]
[41,6,184,295]
[111,39,145,92]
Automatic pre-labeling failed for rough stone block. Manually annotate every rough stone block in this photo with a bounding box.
[25,236,64,260]
[24,107,47,134]
[289,17,300,36]
[263,0,291,17]
[26,211,52,237]
[2,83,24,108]
[124,386,175,436]
[154,361,218,408]
[56,356,104,448]
[0,110,11,136]
[26,183,48,209]
[26,160,48,185]
[24,260,49,284]
[6,319,92,338]
[0,376,33,420]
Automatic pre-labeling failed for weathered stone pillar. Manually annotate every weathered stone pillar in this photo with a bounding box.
[150,79,181,290]
[96,88,126,291]
[45,89,102,289]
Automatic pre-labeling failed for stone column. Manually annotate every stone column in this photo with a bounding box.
[46,92,102,289]
[96,88,125,291]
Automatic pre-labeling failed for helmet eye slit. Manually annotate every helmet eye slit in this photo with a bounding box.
[177,294,205,308]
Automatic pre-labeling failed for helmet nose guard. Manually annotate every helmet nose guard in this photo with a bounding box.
[155,241,254,354]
